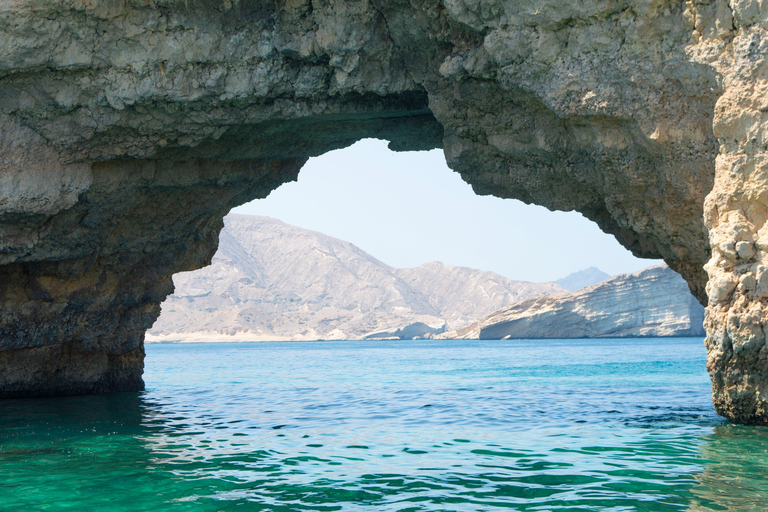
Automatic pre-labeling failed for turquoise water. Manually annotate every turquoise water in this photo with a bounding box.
[2,338,768,511]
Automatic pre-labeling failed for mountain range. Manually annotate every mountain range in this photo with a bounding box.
[149,215,705,342]
[148,215,564,341]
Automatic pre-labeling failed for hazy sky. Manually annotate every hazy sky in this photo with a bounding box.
[233,139,661,283]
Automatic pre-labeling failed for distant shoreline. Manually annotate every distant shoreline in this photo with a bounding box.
[146,333,705,343]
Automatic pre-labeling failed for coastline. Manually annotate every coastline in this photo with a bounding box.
[145,331,353,343]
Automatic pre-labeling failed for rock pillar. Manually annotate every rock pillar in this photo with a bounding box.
[702,11,768,424]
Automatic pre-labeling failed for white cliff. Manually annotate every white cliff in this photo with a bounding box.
[471,265,704,340]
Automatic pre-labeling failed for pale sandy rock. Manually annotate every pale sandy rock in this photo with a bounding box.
[695,0,768,423]
[707,273,739,304]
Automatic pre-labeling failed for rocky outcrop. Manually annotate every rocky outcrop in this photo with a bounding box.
[698,1,768,424]
[555,267,612,292]
[0,158,305,395]
[472,265,705,340]
[365,322,447,340]
[0,0,766,423]
[148,214,562,341]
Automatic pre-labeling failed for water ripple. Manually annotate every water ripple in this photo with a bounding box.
[1,338,766,511]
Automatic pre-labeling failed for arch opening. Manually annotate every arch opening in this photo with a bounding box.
[145,139,700,345]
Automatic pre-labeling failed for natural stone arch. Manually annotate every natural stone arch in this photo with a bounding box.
[0,0,764,424]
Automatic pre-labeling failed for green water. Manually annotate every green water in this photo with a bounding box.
[1,338,767,511]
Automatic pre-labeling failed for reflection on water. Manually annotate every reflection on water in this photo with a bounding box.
[0,339,766,511]
[690,426,768,511]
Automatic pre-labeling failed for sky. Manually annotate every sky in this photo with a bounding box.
[232,139,661,283]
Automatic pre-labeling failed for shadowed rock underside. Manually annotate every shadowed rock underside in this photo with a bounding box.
[0,0,765,423]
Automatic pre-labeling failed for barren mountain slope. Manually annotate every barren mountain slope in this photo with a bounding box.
[149,215,563,341]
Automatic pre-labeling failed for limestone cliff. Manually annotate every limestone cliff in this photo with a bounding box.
[472,265,705,340]
[0,0,767,423]
[148,214,563,341]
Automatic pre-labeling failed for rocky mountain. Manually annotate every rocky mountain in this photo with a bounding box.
[147,215,564,341]
[464,265,704,340]
[395,261,566,328]
[555,267,611,291]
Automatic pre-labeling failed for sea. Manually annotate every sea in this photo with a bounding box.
[1,337,767,511]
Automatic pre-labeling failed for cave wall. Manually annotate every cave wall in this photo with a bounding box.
[0,0,765,423]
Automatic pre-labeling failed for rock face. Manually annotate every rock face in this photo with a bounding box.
[700,5,768,424]
[475,265,705,340]
[0,0,766,422]
[148,214,562,341]
[0,158,304,396]
[555,267,612,292]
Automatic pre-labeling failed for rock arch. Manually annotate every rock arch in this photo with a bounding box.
[0,0,763,423]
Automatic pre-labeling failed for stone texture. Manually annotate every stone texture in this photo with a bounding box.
[0,158,305,396]
[696,0,768,424]
[0,0,715,299]
[466,265,705,340]
[0,0,764,422]
[148,214,562,341]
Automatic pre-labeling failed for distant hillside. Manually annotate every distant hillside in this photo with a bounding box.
[148,215,564,341]
[467,264,705,339]
[395,261,565,329]
[555,267,611,291]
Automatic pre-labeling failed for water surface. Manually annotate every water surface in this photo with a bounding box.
[2,338,767,511]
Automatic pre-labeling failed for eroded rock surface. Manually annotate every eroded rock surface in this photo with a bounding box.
[0,0,763,422]
[696,0,768,424]
[0,158,305,395]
